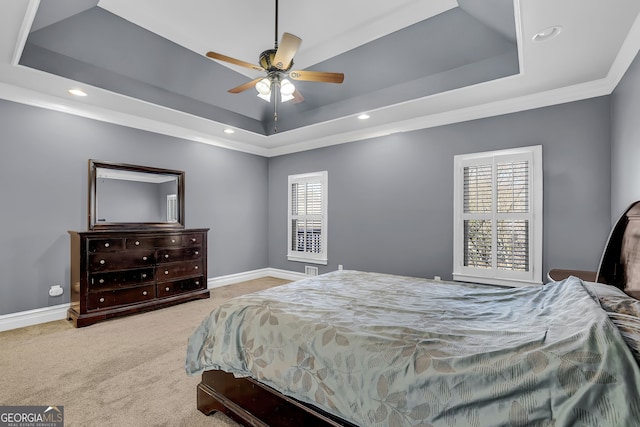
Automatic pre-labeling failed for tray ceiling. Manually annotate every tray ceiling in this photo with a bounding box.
[1,0,640,156]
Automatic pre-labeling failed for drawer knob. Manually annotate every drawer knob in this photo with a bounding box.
[135,241,140,246]
[99,297,105,303]
[195,281,200,285]
[142,291,148,296]
[99,279,105,284]
[164,270,169,275]
[195,251,199,255]
[194,266,199,270]
[165,287,170,292]
[142,256,148,261]
[141,274,147,279]
[104,242,110,248]
[164,254,169,259]
[192,238,197,243]
[99,259,105,265]
[171,239,176,243]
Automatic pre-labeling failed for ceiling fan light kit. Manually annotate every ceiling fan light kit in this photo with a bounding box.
[256,78,272,95]
[280,79,296,102]
[254,74,296,103]
[257,91,272,102]
[205,0,344,130]
[280,79,295,95]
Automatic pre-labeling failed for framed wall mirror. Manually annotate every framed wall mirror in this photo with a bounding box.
[88,160,185,230]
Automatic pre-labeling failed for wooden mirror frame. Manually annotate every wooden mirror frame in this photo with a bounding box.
[88,159,185,230]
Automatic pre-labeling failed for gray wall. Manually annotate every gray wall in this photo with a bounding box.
[0,100,268,315]
[268,97,612,280]
[611,49,640,220]
[0,90,618,316]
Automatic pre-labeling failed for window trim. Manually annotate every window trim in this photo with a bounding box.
[287,171,328,265]
[453,145,543,287]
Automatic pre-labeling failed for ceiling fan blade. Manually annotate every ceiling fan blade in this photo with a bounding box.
[206,51,264,72]
[228,77,263,94]
[289,70,344,84]
[273,33,301,70]
[292,89,305,104]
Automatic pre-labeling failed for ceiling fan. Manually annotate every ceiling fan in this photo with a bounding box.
[205,0,344,108]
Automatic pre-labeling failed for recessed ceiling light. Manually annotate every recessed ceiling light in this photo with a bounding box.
[532,26,563,42]
[223,128,235,134]
[358,113,370,120]
[68,88,87,97]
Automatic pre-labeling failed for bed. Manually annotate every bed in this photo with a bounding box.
[186,202,640,427]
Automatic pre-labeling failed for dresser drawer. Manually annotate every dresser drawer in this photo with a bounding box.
[156,260,203,281]
[89,250,155,271]
[88,238,125,253]
[156,247,202,264]
[157,276,206,298]
[90,268,154,290]
[125,235,183,249]
[182,233,204,246]
[87,285,155,310]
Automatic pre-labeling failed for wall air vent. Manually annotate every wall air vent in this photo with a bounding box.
[305,266,319,276]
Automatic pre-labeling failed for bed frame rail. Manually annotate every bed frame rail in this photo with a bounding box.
[197,370,357,427]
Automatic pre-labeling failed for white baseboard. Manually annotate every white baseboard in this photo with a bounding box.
[0,303,70,333]
[207,267,308,288]
[0,268,307,332]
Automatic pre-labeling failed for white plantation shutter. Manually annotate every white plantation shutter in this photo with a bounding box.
[496,220,529,271]
[454,146,542,287]
[463,164,493,269]
[166,194,177,222]
[495,160,530,272]
[464,219,492,268]
[288,172,328,264]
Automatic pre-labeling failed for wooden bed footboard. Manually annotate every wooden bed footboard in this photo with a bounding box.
[197,370,357,427]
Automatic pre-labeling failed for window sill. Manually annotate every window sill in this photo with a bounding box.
[453,273,542,288]
[287,255,327,265]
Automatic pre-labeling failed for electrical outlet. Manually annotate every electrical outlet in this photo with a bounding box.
[49,285,63,297]
[338,264,344,271]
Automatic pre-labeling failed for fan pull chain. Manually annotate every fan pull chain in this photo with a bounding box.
[274,100,278,133]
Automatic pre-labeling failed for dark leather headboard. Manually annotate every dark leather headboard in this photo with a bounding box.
[597,200,640,294]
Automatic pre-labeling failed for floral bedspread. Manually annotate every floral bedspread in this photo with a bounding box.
[186,271,640,426]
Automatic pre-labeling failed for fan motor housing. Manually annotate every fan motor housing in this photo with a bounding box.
[259,49,292,72]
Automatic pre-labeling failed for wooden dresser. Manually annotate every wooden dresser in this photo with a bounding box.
[68,228,209,327]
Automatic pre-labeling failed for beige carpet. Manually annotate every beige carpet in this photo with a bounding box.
[0,277,290,427]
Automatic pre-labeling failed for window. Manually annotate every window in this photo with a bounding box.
[166,194,178,222]
[453,146,542,287]
[288,171,328,265]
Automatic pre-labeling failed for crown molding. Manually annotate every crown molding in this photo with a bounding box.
[1,9,638,158]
